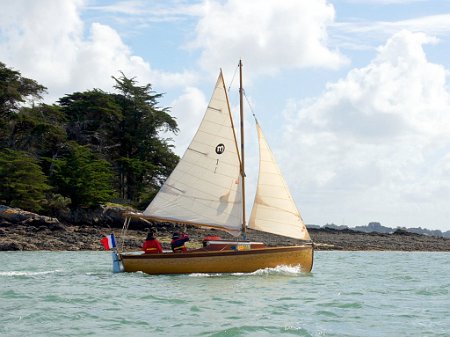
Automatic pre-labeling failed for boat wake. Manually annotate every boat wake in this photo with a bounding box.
[0,270,63,277]
[188,265,306,278]
[248,265,305,276]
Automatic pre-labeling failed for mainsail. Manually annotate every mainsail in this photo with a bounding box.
[249,122,311,241]
[144,72,243,235]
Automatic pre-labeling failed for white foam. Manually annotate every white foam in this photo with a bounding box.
[243,265,304,276]
[186,265,304,277]
[188,273,222,277]
[0,270,63,276]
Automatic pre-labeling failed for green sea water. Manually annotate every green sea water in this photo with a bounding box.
[0,251,448,337]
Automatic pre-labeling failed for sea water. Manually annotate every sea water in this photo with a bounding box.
[0,251,448,337]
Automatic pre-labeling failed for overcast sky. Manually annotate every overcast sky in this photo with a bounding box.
[1,0,450,231]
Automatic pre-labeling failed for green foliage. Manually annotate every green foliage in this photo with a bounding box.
[8,104,67,156]
[59,73,179,205]
[0,61,47,118]
[58,90,122,156]
[0,62,179,213]
[111,73,179,202]
[0,149,50,212]
[42,193,71,215]
[51,143,116,208]
[0,62,47,146]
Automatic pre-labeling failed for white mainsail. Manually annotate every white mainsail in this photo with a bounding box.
[144,72,243,235]
[249,122,311,241]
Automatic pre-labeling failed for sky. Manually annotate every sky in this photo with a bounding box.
[1,0,450,231]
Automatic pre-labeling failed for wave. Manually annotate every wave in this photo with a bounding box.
[187,265,306,277]
[0,270,63,277]
[247,265,305,275]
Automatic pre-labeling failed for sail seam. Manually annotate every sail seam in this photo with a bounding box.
[170,166,239,184]
[151,195,241,225]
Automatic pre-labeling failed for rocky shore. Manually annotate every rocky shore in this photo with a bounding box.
[1,205,449,251]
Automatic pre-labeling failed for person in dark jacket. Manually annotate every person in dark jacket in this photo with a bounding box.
[171,232,190,252]
[142,231,163,254]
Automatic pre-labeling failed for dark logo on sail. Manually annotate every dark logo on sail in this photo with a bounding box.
[215,143,225,154]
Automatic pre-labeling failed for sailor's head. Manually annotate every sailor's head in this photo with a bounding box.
[147,231,155,240]
[172,232,180,239]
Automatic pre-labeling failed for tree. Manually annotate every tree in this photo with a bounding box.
[0,61,180,212]
[0,62,47,146]
[111,73,179,202]
[0,149,50,212]
[58,89,122,156]
[58,74,179,205]
[8,104,67,156]
[51,143,116,208]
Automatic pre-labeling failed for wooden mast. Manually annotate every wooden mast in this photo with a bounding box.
[239,60,247,236]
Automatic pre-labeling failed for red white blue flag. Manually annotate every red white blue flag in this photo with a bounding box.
[100,234,116,250]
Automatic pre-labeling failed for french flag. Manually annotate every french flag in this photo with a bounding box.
[101,234,116,250]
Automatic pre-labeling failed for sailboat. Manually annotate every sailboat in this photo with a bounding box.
[113,61,313,274]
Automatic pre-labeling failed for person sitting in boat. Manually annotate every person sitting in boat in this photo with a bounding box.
[171,232,190,252]
[142,231,163,254]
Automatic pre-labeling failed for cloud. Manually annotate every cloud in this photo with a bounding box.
[87,0,349,80]
[344,0,427,5]
[168,86,208,155]
[190,0,347,76]
[343,0,426,4]
[333,14,450,50]
[88,0,202,22]
[282,30,450,229]
[0,0,84,88]
[89,0,149,15]
[0,0,196,102]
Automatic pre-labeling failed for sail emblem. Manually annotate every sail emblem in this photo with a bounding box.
[215,143,225,154]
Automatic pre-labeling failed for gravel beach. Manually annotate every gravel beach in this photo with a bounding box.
[1,221,449,252]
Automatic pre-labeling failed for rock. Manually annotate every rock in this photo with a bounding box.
[0,220,14,228]
[393,228,420,236]
[1,205,449,252]
[0,241,22,251]
[55,204,134,228]
[0,205,63,230]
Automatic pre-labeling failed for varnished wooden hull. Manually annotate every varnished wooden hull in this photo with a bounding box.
[119,244,313,274]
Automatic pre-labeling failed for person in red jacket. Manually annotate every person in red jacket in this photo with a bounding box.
[171,232,190,252]
[142,231,163,254]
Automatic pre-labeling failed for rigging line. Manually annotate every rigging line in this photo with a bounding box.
[227,63,240,92]
[243,90,257,120]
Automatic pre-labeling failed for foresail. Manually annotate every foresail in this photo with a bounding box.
[249,123,311,241]
[144,72,242,236]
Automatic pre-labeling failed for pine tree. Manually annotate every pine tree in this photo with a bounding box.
[59,74,179,205]
[51,143,116,208]
[0,62,46,147]
[0,149,50,212]
[111,73,179,202]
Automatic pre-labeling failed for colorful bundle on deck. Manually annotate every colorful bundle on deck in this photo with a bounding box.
[101,234,116,250]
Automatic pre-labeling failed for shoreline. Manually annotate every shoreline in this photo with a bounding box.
[1,223,449,252]
[1,205,449,252]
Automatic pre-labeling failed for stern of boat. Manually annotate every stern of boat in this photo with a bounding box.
[112,250,124,273]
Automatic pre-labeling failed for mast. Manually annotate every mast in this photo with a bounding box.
[239,60,247,235]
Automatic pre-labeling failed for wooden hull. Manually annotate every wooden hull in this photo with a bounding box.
[119,244,313,275]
